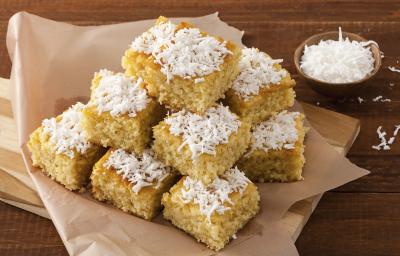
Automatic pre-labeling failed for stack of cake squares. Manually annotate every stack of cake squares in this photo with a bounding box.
[27,16,307,251]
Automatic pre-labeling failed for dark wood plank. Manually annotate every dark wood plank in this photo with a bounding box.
[0,201,67,256]
[337,155,400,193]
[296,192,400,256]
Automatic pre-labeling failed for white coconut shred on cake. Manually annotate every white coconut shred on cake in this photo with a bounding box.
[248,110,300,154]
[42,102,91,159]
[232,47,288,101]
[92,69,150,117]
[131,20,232,82]
[180,166,250,222]
[165,104,241,160]
[131,21,177,55]
[104,149,172,193]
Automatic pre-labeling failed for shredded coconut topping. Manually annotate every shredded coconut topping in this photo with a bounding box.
[131,21,176,55]
[104,149,172,194]
[232,47,287,101]
[180,166,250,222]
[248,111,300,154]
[131,20,232,82]
[91,70,150,117]
[42,103,91,159]
[388,66,400,73]
[165,104,241,160]
[300,27,375,83]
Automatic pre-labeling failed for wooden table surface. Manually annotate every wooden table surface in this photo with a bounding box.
[1,1,400,255]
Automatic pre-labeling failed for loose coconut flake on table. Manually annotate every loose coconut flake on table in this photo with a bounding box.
[388,66,400,73]
[372,125,400,151]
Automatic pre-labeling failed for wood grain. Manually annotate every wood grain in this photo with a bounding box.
[0,1,399,255]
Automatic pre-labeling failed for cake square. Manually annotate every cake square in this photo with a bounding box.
[153,105,251,185]
[162,167,260,251]
[237,110,307,182]
[81,70,165,154]
[122,16,241,113]
[225,47,296,126]
[27,103,105,191]
[90,148,178,220]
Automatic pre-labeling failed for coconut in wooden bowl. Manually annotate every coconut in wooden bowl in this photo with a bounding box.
[294,27,381,97]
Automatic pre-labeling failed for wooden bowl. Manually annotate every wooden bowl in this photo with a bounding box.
[293,31,381,98]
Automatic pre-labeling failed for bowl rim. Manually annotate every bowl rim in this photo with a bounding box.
[293,30,382,86]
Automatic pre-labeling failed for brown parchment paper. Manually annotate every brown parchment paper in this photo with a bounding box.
[6,12,369,256]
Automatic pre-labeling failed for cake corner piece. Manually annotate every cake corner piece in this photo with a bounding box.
[90,148,178,220]
[225,47,296,126]
[153,104,251,185]
[27,103,105,191]
[238,110,307,182]
[122,17,241,113]
[81,69,165,155]
[162,167,260,251]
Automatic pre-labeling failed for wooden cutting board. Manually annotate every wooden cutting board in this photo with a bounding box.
[0,77,360,241]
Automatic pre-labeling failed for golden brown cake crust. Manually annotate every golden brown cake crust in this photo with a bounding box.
[90,149,179,220]
[162,177,260,251]
[237,114,307,182]
[81,72,166,154]
[122,17,242,114]
[28,126,105,191]
[226,73,296,126]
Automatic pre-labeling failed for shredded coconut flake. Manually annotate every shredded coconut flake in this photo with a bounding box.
[300,27,375,83]
[180,166,250,222]
[91,70,150,117]
[372,124,400,151]
[131,21,176,55]
[131,20,231,82]
[248,111,300,154]
[104,149,172,194]
[372,95,391,103]
[388,66,400,73]
[232,47,287,101]
[194,77,205,84]
[357,97,364,104]
[165,104,240,160]
[42,103,91,159]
